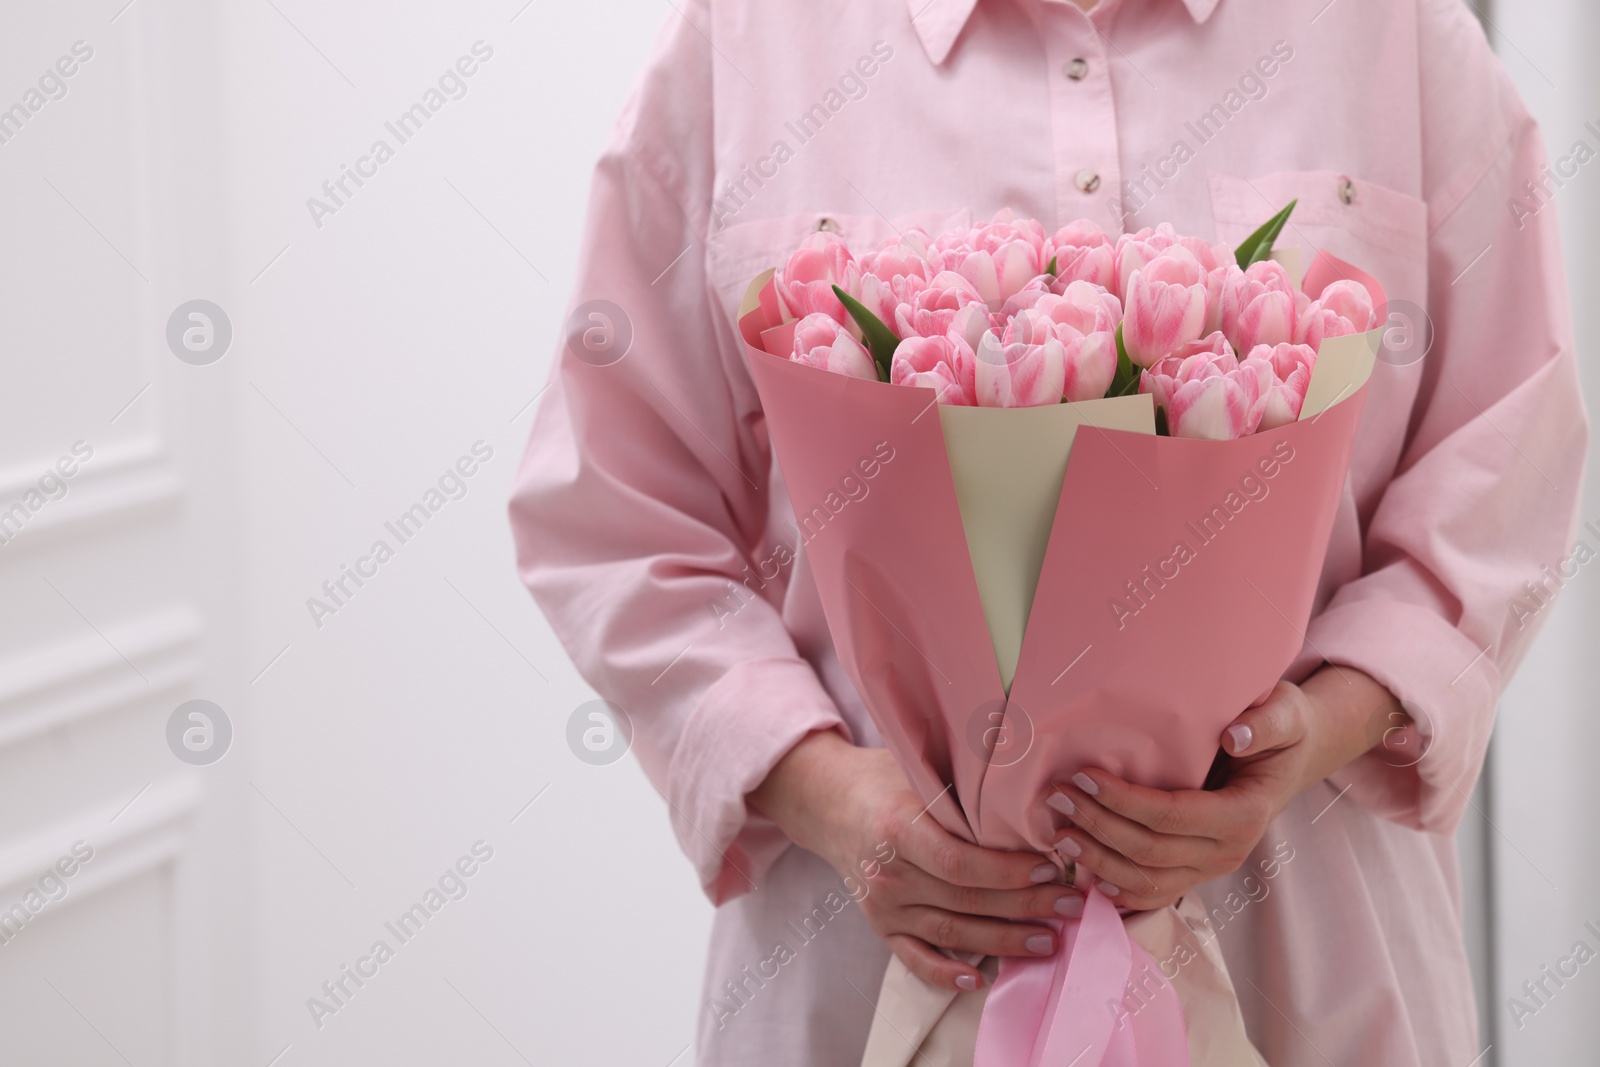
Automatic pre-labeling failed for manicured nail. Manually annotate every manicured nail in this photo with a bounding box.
[1071,772,1099,796]
[1098,881,1121,897]
[1055,835,1083,858]
[1046,792,1076,816]
[1026,933,1054,955]
[1031,863,1058,883]
[1055,894,1084,917]
[1228,724,1253,754]
[956,974,979,992]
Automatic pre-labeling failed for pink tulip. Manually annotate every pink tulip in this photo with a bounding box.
[998,276,1056,320]
[775,232,861,325]
[1141,335,1265,439]
[1046,220,1117,290]
[894,271,984,338]
[1121,267,1209,367]
[1007,305,1118,402]
[1139,245,1208,289]
[974,317,1067,407]
[1030,279,1121,336]
[947,301,997,352]
[949,219,1047,310]
[1294,279,1377,349]
[1220,260,1297,354]
[1244,343,1317,429]
[1113,223,1180,297]
[791,313,877,381]
[1176,236,1234,274]
[860,272,928,328]
[925,230,975,273]
[860,230,935,283]
[890,334,977,405]
[976,213,1050,264]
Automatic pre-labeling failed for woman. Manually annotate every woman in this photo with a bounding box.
[510,0,1588,1063]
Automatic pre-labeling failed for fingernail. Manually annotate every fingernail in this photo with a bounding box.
[956,974,979,992]
[1098,881,1121,897]
[1025,933,1054,955]
[1030,863,1058,883]
[1055,835,1083,858]
[1055,894,1084,917]
[1228,724,1253,754]
[1046,792,1076,816]
[1071,772,1099,796]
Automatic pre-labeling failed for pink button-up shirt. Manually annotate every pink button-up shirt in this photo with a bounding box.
[511,0,1588,1063]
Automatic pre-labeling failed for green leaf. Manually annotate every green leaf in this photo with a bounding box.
[1044,254,1058,277]
[1154,405,1170,437]
[1107,323,1143,398]
[1234,199,1298,269]
[833,284,899,382]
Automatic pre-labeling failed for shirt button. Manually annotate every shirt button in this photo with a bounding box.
[1063,58,1089,81]
[817,216,840,233]
[1338,177,1356,205]
[1075,170,1101,194]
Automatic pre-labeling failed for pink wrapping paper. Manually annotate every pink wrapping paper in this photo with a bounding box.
[738,253,1382,1066]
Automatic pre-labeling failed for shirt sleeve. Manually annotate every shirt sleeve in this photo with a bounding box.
[1309,7,1589,833]
[508,1,848,904]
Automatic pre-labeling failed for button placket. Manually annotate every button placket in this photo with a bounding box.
[1043,10,1121,231]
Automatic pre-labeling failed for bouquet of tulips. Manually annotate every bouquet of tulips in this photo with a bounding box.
[736,207,1386,1067]
[772,203,1376,438]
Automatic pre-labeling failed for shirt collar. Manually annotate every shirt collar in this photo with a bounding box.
[908,0,1222,65]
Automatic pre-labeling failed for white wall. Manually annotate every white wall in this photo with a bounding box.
[0,1,1590,1064]
[1482,1,1600,1064]
[214,2,714,1064]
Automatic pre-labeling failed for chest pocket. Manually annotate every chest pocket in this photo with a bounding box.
[1210,170,1429,310]
[703,208,975,330]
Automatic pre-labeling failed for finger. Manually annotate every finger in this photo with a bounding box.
[1062,769,1237,841]
[885,935,986,992]
[1044,783,1214,870]
[901,862,1084,921]
[901,906,1059,958]
[1052,829,1197,911]
[1221,681,1309,757]
[898,815,1058,890]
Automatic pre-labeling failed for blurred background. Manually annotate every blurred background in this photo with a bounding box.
[0,1,1591,1064]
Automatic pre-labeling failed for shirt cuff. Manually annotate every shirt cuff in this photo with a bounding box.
[1306,598,1500,834]
[667,657,850,904]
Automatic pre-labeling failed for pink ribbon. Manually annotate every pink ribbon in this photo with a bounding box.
[974,887,1190,1066]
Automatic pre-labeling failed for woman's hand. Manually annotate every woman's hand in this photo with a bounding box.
[1043,668,1402,911]
[749,730,1079,992]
